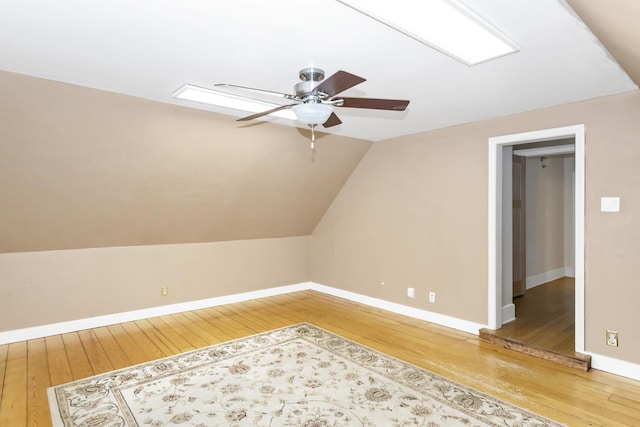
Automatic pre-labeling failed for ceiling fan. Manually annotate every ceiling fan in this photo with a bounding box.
[215,68,410,147]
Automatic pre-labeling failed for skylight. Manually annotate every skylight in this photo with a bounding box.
[173,84,296,120]
[337,0,519,65]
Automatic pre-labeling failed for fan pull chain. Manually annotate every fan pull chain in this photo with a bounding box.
[310,124,316,150]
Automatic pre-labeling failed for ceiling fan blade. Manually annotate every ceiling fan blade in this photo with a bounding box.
[237,104,297,122]
[313,71,366,97]
[215,83,295,100]
[322,112,342,128]
[338,97,410,111]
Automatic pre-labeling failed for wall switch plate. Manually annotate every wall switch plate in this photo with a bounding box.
[606,330,618,347]
[601,197,620,212]
[407,287,415,298]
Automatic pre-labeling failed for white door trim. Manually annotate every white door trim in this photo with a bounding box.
[488,124,585,352]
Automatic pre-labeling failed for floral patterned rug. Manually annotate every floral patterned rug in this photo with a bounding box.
[48,323,564,426]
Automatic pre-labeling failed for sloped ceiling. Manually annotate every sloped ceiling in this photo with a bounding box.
[564,0,640,86]
[0,0,639,253]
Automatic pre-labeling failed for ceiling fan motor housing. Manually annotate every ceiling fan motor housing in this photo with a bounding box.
[299,67,325,82]
[295,68,325,101]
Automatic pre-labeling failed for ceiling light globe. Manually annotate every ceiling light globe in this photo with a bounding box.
[292,103,333,125]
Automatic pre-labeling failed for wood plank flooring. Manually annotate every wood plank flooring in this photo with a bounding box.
[480,277,589,370]
[495,277,575,354]
[1,290,640,426]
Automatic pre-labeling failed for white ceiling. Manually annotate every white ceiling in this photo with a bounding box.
[0,0,636,141]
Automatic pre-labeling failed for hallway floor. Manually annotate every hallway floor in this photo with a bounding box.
[493,277,575,355]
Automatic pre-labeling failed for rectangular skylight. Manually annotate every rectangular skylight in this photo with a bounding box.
[173,84,296,120]
[337,0,518,65]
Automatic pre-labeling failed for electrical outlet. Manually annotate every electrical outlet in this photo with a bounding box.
[428,292,436,303]
[407,287,415,298]
[161,286,169,297]
[606,330,618,347]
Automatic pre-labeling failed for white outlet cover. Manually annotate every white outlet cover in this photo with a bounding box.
[407,288,415,298]
[601,197,620,212]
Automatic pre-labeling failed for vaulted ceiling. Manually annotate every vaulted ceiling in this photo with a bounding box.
[1,0,639,253]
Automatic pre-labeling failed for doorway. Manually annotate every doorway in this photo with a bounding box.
[487,125,585,353]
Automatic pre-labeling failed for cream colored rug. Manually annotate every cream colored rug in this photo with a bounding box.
[48,323,563,426]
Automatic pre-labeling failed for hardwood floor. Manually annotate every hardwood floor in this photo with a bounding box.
[495,277,575,355]
[1,290,640,426]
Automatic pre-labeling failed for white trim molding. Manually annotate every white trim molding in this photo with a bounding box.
[513,144,575,158]
[0,282,486,345]
[488,124,585,353]
[2,280,640,381]
[587,352,640,382]
[0,283,311,345]
[502,303,516,324]
[526,267,567,289]
[310,283,486,335]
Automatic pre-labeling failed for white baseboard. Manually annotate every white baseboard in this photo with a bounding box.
[0,281,485,344]
[0,283,311,345]
[309,282,486,335]
[526,267,567,289]
[502,303,516,324]
[3,282,639,382]
[564,266,575,278]
[309,284,640,381]
[587,351,640,382]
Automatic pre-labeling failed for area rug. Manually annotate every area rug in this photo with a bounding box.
[48,323,564,426]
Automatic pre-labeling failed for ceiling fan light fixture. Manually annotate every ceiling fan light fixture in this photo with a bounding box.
[292,103,334,125]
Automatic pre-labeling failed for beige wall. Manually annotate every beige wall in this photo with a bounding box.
[0,70,368,335]
[3,68,640,366]
[0,236,309,331]
[0,70,371,253]
[525,156,566,279]
[311,90,640,364]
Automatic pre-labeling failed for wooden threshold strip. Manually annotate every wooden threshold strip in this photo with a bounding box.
[479,328,591,371]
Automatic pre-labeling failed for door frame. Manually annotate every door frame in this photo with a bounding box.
[487,124,585,352]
